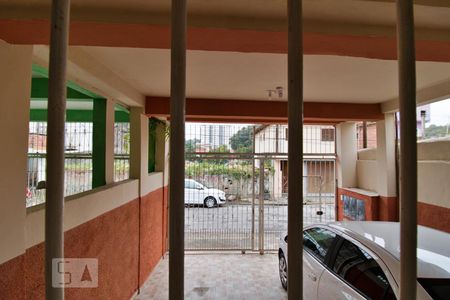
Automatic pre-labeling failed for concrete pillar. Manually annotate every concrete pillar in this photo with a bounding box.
[287,0,303,298]
[169,0,187,297]
[105,99,115,184]
[396,1,418,298]
[376,113,399,220]
[130,107,149,185]
[336,122,357,188]
[0,41,32,265]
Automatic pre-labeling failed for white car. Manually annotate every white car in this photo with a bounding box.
[184,179,226,208]
[278,221,450,299]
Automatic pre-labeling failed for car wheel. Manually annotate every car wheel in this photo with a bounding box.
[204,196,217,208]
[279,252,288,290]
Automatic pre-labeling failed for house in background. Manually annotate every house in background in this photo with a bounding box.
[254,125,336,201]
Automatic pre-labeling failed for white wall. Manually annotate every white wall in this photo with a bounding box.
[356,138,450,209]
[336,122,357,188]
[255,124,335,154]
[376,114,396,197]
[0,40,171,268]
[26,180,141,248]
[417,138,450,208]
[0,41,33,264]
[355,114,397,197]
[356,159,378,192]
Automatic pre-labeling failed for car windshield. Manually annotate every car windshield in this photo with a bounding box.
[195,182,205,189]
[418,278,450,300]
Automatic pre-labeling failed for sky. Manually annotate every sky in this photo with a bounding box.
[428,98,450,126]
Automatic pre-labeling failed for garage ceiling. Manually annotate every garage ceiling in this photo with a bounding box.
[82,46,450,103]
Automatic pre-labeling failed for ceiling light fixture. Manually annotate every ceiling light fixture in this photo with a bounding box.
[266,86,284,100]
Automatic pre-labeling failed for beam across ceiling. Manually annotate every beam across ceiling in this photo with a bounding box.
[362,0,450,8]
[2,19,450,62]
[146,97,384,124]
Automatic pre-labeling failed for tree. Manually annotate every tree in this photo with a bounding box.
[211,144,230,153]
[425,124,448,139]
[229,126,253,153]
[185,138,201,153]
[209,145,230,164]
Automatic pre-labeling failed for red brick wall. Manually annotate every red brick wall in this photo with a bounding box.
[139,187,168,286]
[418,202,450,233]
[0,186,168,299]
[379,196,399,221]
[24,199,140,300]
[337,189,400,222]
[337,188,379,221]
[0,254,25,299]
[356,122,377,150]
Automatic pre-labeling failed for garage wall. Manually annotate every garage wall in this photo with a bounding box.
[356,148,378,192]
[356,138,450,232]
[417,138,450,232]
[25,181,141,299]
[0,42,32,267]
[0,177,169,299]
[0,42,32,300]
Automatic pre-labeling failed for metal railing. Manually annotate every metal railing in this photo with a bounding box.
[27,122,94,207]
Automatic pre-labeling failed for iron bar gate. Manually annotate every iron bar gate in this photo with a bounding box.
[184,124,336,251]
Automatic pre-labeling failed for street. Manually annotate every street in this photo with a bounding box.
[185,202,335,250]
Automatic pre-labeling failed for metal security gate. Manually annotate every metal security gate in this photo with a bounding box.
[184,123,336,251]
[184,154,255,250]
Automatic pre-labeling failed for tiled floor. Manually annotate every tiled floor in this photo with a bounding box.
[134,253,287,300]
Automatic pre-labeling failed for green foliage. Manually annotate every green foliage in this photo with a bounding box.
[208,145,230,164]
[212,144,230,153]
[123,132,130,154]
[425,124,449,139]
[185,161,254,180]
[229,126,253,153]
[185,138,201,153]
[185,159,274,181]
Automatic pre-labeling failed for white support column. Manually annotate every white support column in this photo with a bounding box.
[0,41,32,265]
[45,0,70,298]
[130,107,149,184]
[336,122,358,189]
[105,99,116,184]
[376,113,397,198]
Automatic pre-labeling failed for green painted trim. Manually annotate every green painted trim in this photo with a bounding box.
[115,111,130,122]
[32,64,49,77]
[30,109,92,122]
[67,81,101,99]
[29,110,48,122]
[148,119,157,173]
[30,109,130,123]
[32,64,102,99]
[31,78,93,101]
[114,103,130,113]
[92,99,106,188]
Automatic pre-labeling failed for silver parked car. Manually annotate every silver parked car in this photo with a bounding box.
[279,221,450,299]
